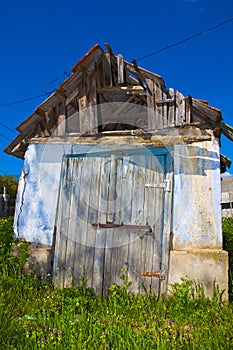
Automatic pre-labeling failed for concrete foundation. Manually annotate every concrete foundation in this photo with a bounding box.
[24,243,52,279]
[168,249,229,300]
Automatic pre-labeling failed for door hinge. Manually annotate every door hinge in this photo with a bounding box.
[145,179,170,192]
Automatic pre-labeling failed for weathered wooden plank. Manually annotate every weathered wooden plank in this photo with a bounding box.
[84,157,102,289]
[154,83,163,129]
[64,159,82,285]
[126,157,142,293]
[124,61,164,86]
[55,114,65,137]
[151,155,164,293]
[146,79,155,132]
[114,156,123,224]
[106,53,113,87]
[65,87,79,106]
[103,154,128,295]
[160,153,173,293]
[103,155,118,295]
[180,93,186,125]
[35,108,51,137]
[88,72,98,134]
[63,159,77,287]
[162,91,168,129]
[114,156,146,290]
[102,53,113,88]
[134,155,150,294]
[168,88,175,127]
[78,95,88,135]
[83,157,101,287]
[117,156,134,290]
[185,96,192,124]
[142,155,158,293]
[97,86,145,95]
[175,91,185,126]
[103,156,125,292]
[117,54,124,84]
[139,158,150,291]
[56,157,74,287]
[92,156,110,295]
[107,155,117,223]
[73,157,93,285]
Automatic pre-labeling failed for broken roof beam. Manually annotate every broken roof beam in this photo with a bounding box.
[192,103,233,142]
[220,122,233,142]
[132,59,147,91]
[220,154,232,173]
[104,43,164,87]
[124,60,165,86]
[192,99,222,122]
[104,44,125,86]
[104,43,115,57]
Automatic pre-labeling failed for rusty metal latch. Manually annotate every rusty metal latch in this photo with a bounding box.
[92,223,152,231]
[145,179,170,192]
[141,271,165,280]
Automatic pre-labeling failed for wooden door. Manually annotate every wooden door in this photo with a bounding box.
[53,147,173,295]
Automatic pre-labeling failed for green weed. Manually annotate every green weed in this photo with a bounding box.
[0,217,233,349]
[223,217,233,300]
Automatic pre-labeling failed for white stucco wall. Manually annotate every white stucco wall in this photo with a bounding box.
[15,137,222,249]
[14,143,93,244]
[172,138,222,249]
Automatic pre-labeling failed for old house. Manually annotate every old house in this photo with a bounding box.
[5,44,233,298]
[221,177,233,217]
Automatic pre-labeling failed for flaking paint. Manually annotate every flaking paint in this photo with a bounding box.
[15,138,222,250]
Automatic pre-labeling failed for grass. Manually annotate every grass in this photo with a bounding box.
[0,217,233,349]
[223,217,233,301]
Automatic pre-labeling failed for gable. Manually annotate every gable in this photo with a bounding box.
[4,43,233,159]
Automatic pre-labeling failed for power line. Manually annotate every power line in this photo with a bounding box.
[0,91,53,109]
[136,17,233,61]
[0,122,18,135]
[0,133,11,141]
[0,18,232,111]
[0,139,6,146]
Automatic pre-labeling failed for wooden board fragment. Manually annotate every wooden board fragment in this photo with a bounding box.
[154,83,163,129]
[117,54,124,84]
[146,79,155,132]
[168,88,175,127]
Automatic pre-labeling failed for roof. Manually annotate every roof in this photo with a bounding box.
[4,43,233,159]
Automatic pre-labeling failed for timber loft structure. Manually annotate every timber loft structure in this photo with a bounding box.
[5,43,233,163]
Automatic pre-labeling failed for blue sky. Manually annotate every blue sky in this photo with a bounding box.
[0,0,232,175]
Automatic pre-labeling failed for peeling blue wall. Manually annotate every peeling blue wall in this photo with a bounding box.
[14,143,93,244]
[172,139,222,249]
[14,138,222,249]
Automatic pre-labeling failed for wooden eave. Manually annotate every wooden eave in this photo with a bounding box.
[4,133,28,159]
[220,154,232,173]
[192,98,222,123]
[192,98,233,141]
[6,45,105,157]
[71,44,104,73]
[16,45,104,133]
